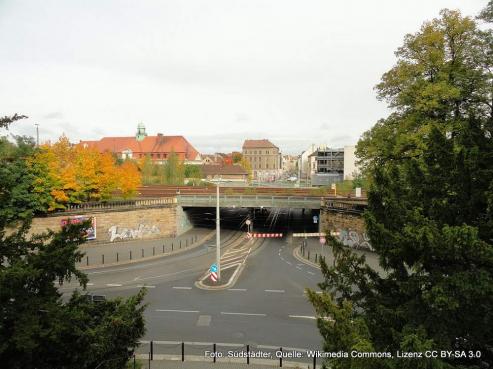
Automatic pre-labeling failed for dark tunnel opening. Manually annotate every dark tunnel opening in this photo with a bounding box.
[184,207,320,234]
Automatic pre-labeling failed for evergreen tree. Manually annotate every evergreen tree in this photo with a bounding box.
[309,8,493,369]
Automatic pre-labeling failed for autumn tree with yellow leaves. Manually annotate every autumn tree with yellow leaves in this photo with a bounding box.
[28,135,141,211]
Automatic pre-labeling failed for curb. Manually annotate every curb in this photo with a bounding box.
[292,246,321,269]
[195,238,264,290]
[135,354,306,368]
[78,230,216,271]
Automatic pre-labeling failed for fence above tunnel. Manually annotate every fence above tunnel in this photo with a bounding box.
[177,194,323,209]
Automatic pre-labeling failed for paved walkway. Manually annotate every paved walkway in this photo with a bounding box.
[135,358,313,369]
[295,237,382,272]
[77,228,212,268]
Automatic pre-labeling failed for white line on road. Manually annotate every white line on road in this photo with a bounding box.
[156,309,199,313]
[87,283,94,286]
[106,283,122,287]
[286,261,292,265]
[173,286,192,290]
[307,271,315,275]
[264,289,285,293]
[289,315,316,320]
[221,312,266,317]
[137,285,156,288]
[227,288,247,292]
[296,266,302,270]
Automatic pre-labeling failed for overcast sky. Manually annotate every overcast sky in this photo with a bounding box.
[0,0,487,154]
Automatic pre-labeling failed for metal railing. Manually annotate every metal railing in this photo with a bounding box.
[177,194,323,209]
[136,340,321,368]
[65,197,176,211]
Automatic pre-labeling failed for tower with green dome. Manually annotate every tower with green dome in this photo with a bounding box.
[136,122,147,141]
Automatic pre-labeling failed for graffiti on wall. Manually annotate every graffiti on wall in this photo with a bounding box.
[338,229,373,251]
[108,223,160,242]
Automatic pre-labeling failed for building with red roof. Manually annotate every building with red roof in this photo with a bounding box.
[79,123,202,164]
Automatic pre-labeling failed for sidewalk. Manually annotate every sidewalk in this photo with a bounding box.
[294,237,382,273]
[134,359,311,369]
[77,228,213,268]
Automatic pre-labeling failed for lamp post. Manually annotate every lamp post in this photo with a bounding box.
[216,177,221,280]
[35,123,39,147]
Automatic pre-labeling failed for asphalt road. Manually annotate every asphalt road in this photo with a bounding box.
[61,228,324,351]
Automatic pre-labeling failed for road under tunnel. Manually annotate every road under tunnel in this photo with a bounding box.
[183,207,320,234]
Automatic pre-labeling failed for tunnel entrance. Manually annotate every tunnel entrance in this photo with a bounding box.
[184,207,320,234]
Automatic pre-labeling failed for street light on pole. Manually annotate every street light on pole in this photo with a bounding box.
[216,177,221,280]
[35,123,39,147]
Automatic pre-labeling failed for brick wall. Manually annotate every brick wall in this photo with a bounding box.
[15,205,177,244]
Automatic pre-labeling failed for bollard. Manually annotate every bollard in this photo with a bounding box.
[308,251,310,260]
[133,354,136,369]
[102,254,104,265]
[162,244,165,253]
[279,347,282,367]
[142,249,144,258]
[150,340,153,361]
[181,342,185,362]
[86,256,89,266]
[313,353,317,369]
[180,240,182,249]
[172,243,174,251]
[315,254,318,263]
[148,352,151,369]
[246,345,250,365]
[116,252,119,262]
[213,343,216,363]
[130,250,132,260]
[153,247,155,256]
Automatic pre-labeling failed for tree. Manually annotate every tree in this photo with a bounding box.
[0,113,28,129]
[232,152,243,164]
[0,115,147,369]
[239,158,253,181]
[164,150,185,185]
[309,8,493,369]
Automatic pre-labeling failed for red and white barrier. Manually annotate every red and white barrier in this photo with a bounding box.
[246,232,283,238]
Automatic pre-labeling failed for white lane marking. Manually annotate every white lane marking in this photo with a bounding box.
[156,309,199,313]
[296,266,303,270]
[280,257,285,261]
[286,261,292,265]
[228,288,247,291]
[289,315,316,319]
[221,312,266,317]
[87,283,94,286]
[106,283,122,287]
[307,271,315,275]
[137,285,156,288]
[264,289,285,293]
[173,286,192,290]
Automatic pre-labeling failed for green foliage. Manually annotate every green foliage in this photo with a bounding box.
[0,136,49,223]
[1,115,147,368]
[0,219,147,369]
[311,8,493,369]
[184,164,202,179]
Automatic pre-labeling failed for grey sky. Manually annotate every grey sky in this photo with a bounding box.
[0,0,486,154]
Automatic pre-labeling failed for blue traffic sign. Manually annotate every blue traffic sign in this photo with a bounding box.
[210,263,218,273]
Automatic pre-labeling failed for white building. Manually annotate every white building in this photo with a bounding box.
[343,145,360,180]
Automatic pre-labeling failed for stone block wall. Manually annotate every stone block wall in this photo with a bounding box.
[17,205,177,244]
[320,209,372,251]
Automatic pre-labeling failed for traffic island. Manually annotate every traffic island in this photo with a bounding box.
[195,238,264,290]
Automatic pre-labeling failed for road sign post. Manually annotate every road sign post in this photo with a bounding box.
[210,263,218,282]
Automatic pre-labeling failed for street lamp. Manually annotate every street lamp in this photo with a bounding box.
[35,123,39,147]
[216,176,221,280]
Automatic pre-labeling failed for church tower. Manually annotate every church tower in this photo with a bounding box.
[136,122,147,141]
